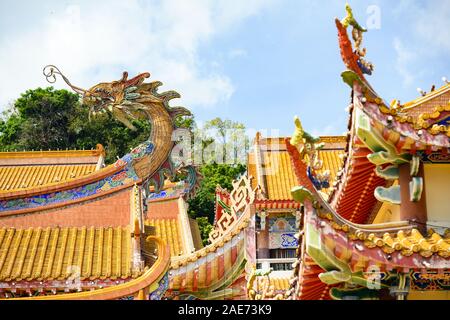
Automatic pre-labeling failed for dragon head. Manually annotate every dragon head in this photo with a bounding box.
[43,66,183,131]
[83,71,154,130]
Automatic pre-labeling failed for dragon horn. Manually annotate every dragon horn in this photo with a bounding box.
[124,72,151,87]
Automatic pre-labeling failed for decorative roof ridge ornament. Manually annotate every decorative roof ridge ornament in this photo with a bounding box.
[290,116,330,191]
[336,3,374,77]
[208,175,257,243]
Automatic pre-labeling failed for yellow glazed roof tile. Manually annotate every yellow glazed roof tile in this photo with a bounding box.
[0,145,105,161]
[146,219,184,257]
[263,151,297,200]
[0,145,105,193]
[256,276,290,291]
[0,164,97,192]
[370,229,450,258]
[0,226,136,282]
[321,212,450,258]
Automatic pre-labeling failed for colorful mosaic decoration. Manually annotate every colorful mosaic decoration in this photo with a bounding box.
[269,232,298,249]
[0,166,138,212]
[147,182,187,201]
[268,217,296,232]
[122,140,155,163]
[149,273,169,300]
[410,272,450,291]
[419,151,450,163]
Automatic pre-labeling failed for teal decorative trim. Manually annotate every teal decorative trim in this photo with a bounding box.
[375,165,399,180]
[341,70,364,88]
[355,108,410,165]
[149,272,169,300]
[319,270,351,284]
[291,186,315,204]
[329,287,380,300]
[409,177,423,202]
[374,185,401,205]
[306,214,385,290]
[0,166,138,212]
[410,156,420,176]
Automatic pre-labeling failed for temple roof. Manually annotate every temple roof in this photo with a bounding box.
[0,145,105,193]
[145,184,202,258]
[0,226,138,283]
[249,135,346,201]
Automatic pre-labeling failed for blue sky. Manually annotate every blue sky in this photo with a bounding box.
[0,0,449,136]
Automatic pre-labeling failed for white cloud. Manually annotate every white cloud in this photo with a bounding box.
[393,38,417,87]
[0,0,277,111]
[391,0,450,88]
[228,49,248,59]
[415,0,450,54]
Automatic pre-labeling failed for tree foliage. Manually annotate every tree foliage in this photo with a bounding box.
[196,217,213,246]
[187,163,246,222]
[187,118,248,226]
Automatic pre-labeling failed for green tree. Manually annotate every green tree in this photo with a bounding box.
[68,102,150,164]
[196,217,213,246]
[186,118,248,244]
[13,87,79,151]
[0,105,24,151]
[187,163,246,221]
[201,117,248,164]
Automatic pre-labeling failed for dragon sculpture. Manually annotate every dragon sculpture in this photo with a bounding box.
[43,65,200,196]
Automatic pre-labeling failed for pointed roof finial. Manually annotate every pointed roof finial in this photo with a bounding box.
[341,3,367,32]
[290,116,305,146]
[337,3,374,76]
